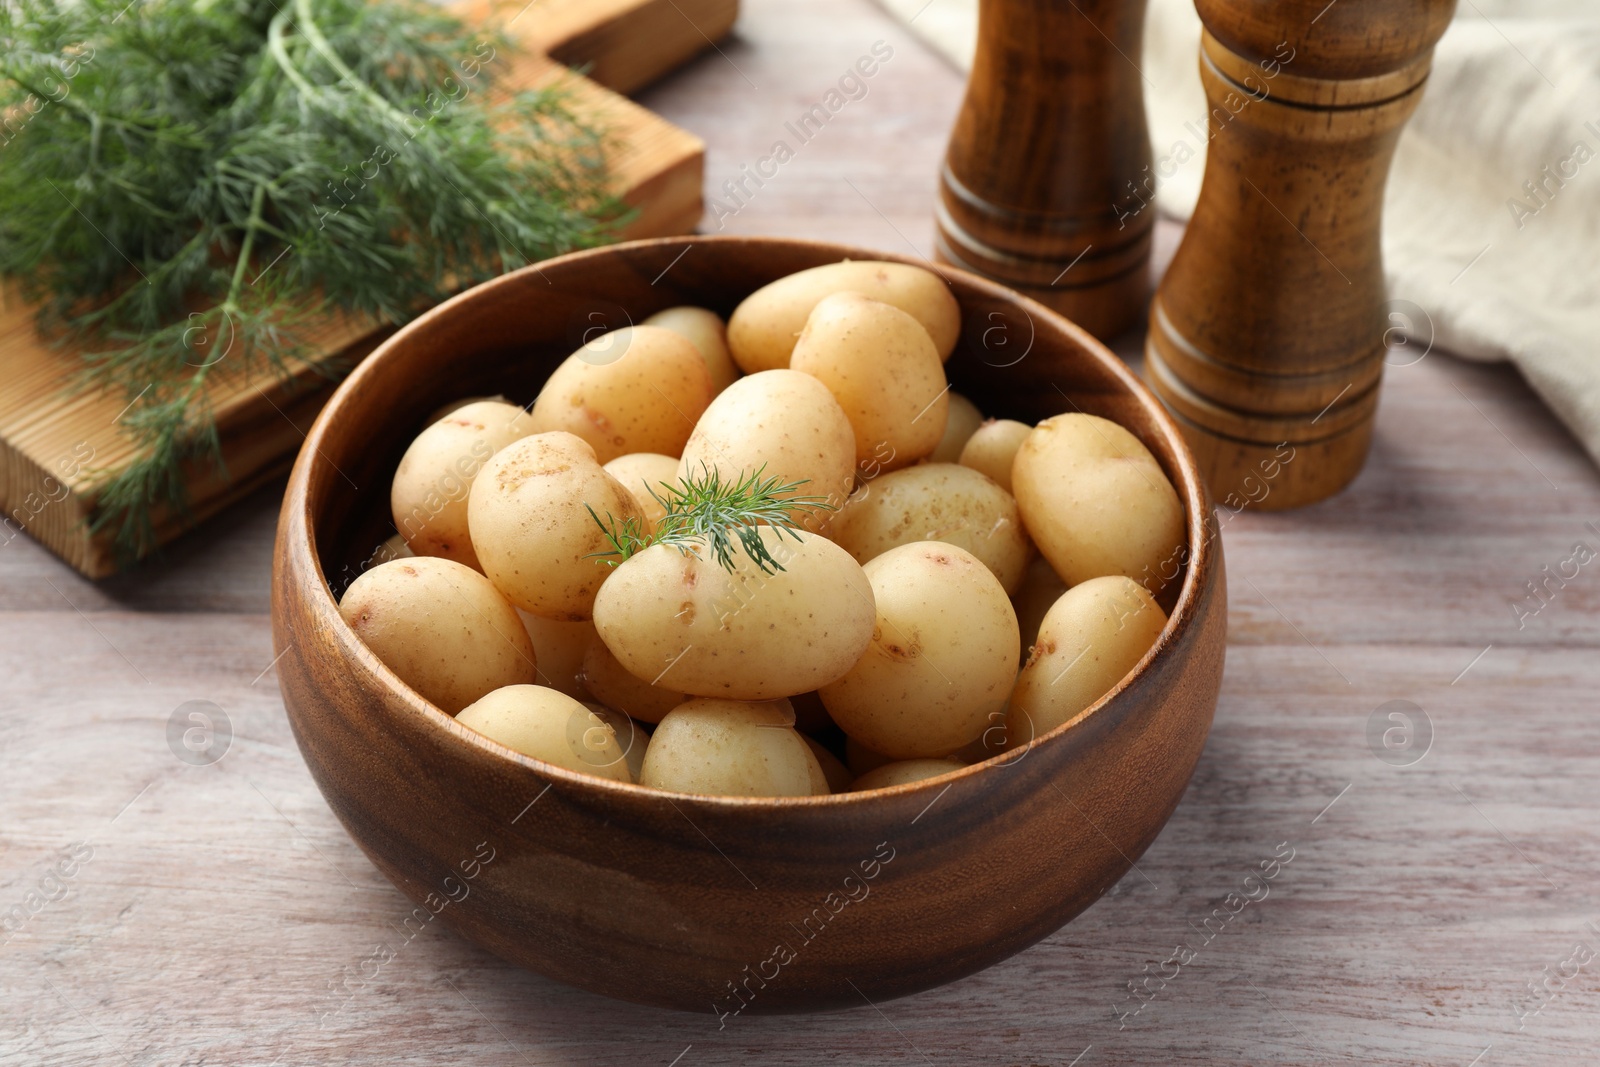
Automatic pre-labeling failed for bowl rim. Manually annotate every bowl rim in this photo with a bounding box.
[284,234,1215,810]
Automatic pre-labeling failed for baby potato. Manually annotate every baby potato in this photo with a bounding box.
[426,394,507,426]
[518,611,594,700]
[339,557,536,714]
[640,698,819,797]
[456,684,630,782]
[529,325,714,463]
[592,527,876,701]
[603,452,680,531]
[1011,555,1070,660]
[790,293,948,472]
[727,260,961,373]
[467,431,644,620]
[826,463,1033,595]
[643,306,739,394]
[820,542,1019,759]
[930,392,983,463]
[1004,575,1168,746]
[947,722,1006,765]
[1012,413,1185,593]
[391,400,534,569]
[676,370,856,526]
[850,759,966,791]
[803,736,852,794]
[959,418,1031,493]
[803,750,831,795]
[586,702,650,783]
[579,635,687,724]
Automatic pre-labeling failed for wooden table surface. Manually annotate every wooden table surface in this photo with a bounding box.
[4,1,1597,1064]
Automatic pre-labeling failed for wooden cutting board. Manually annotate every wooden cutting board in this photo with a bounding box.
[0,0,735,578]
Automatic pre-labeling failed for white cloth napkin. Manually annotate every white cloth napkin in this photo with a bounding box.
[879,0,1600,471]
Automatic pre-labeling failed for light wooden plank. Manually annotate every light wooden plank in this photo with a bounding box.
[504,0,741,95]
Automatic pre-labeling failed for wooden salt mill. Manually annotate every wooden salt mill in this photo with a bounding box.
[937,0,1153,341]
[1146,0,1455,509]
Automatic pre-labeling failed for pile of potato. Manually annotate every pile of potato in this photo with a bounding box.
[338,260,1186,797]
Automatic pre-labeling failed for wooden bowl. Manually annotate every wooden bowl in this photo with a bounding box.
[271,235,1226,1014]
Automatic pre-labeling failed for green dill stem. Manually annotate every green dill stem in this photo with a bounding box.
[290,0,422,139]
[226,183,268,306]
[87,110,101,170]
[265,5,323,103]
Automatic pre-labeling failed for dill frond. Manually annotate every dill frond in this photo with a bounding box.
[584,503,653,564]
[587,465,835,574]
[0,0,626,562]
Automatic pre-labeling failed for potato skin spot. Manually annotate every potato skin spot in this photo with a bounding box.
[881,635,922,661]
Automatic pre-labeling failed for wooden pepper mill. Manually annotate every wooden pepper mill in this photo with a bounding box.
[937,0,1153,341]
[1146,0,1455,510]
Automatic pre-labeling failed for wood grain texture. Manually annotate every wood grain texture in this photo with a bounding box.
[3,0,1599,1062]
[514,0,741,95]
[0,0,734,579]
[936,0,1153,341]
[1146,0,1457,511]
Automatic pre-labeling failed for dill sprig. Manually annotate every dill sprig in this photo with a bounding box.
[0,0,625,562]
[587,465,835,575]
[587,508,654,566]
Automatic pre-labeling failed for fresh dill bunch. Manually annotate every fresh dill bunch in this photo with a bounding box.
[0,0,626,561]
[587,465,835,574]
